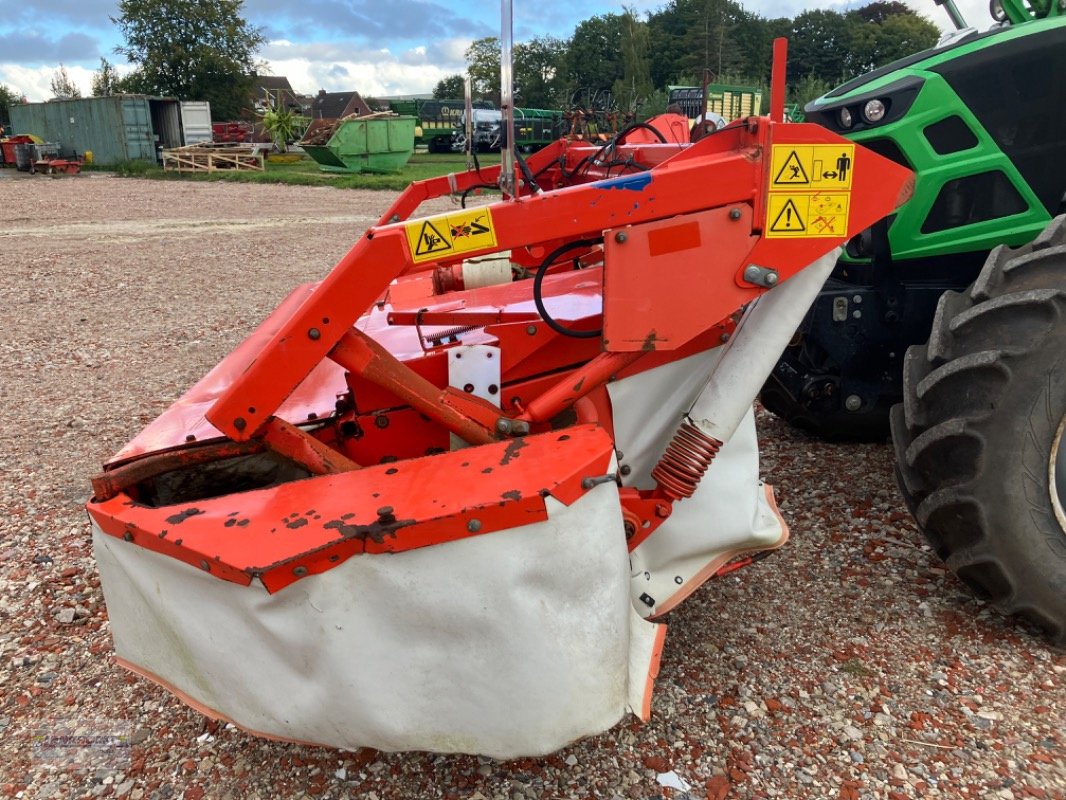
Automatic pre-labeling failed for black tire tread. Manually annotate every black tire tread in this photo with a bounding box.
[891,215,1066,645]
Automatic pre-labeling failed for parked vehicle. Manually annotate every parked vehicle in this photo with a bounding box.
[762,0,1066,642]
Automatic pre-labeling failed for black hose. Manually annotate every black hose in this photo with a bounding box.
[461,183,498,208]
[532,239,603,339]
[615,121,668,145]
[513,144,541,195]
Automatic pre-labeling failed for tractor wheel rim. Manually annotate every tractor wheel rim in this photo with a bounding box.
[1051,410,1066,535]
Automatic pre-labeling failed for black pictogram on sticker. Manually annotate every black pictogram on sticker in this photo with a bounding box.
[770,199,806,232]
[450,215,491,240]
[414,220,452,256]
[774,150,810,185]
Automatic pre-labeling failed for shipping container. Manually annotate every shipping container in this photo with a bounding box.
[179,101,213,145]
[8,96,187,165]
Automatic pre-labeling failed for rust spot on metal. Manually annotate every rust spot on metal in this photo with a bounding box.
[323,517,414,545]
[641,330,660,352]
[285,518,309,529]
[572,377,585,392]
[481,467,493,474]
[500,437,528,466]
[501,489,522,502]
[165,508,203,525]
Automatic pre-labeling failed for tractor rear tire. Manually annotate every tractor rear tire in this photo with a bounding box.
[891,215,1066,645]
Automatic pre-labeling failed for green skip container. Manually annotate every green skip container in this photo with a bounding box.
[302,115,416,174]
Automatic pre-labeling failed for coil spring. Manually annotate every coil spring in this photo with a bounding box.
[651,421,722,500]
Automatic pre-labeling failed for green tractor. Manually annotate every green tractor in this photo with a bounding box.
[763,0,1066,643]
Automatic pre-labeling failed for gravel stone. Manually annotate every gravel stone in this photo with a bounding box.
[0,173,1063,799]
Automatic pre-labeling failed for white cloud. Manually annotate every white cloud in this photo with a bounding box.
[0,63,96,102]
[907,0,999,31]
[262,36,470,96]
[428,37,473,64]
[264,56,456,96]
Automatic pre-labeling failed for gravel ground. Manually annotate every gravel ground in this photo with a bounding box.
[1,173,1063,800]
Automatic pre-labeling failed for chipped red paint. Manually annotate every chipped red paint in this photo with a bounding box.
[87,425,614,592]
[89,112,911,593]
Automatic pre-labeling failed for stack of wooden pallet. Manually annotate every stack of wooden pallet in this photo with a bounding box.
[162,142,264,173]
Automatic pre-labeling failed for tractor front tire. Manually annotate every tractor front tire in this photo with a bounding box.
[891,216,1066,645]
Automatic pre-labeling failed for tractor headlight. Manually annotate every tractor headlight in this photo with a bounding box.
[838,107,854,129]
[862,99,887,124]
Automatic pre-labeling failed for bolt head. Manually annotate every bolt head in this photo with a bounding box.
[729,208,742,220]
[614,231,628,243]
[495,418,513,434]
[308,327,321,340]
[844,394,862,412]
[467,519,482,532]
[764,271,779,286]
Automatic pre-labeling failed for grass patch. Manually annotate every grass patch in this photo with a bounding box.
[96,151,502,192]
[85,159,155,177]
[841,659,874,677]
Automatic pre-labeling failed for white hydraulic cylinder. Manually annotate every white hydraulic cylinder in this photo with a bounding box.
[688,249,840,442]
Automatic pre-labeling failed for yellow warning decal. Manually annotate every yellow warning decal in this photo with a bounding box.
[405,208,498,263]
[766,142,855,239]
[770,144,855,190]
[766,193,851,238]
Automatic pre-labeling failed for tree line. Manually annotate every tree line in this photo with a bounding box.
[434,0,939,113]
[0,0,939,125]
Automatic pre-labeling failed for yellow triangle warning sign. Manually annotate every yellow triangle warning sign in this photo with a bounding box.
[413,220,452,257]
[773,150,810,185]
[770,198,806,233]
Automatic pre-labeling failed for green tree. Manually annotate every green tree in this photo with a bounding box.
[465,37,501,100]
[788,73,834,110]
[433,74,466,99]
[91,58,123,97]
[854,1,913,24]
[0,84,23,128]
[564,14,626,94]
[112,0,264,120]
[514,36,566,108]
[862,11,940,68]
[50,65,82,99]
[612,10,653,113]
[788,10,854,85]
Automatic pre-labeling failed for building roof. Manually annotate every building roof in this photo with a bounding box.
[258,76,294,93]
[309,90,373,120]
[252,76,300,113]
